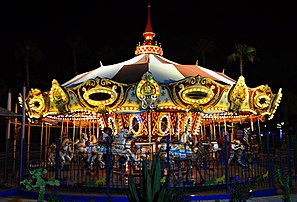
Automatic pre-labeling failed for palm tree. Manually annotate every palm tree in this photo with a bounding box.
[192,38,216,66]
[227,43,256,76]
[95,47,116,65]
[15,40,44,90]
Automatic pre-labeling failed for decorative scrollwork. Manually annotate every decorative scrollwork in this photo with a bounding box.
[136,72,160,110]
[50,79,69,115]
[25,88,45,118]
[228,76,248,112]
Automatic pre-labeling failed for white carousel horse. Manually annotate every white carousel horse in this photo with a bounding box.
[228,127,251,167]
[228,139,246,167]
[207,141,221,161]
[47,143,56,167]
[59,138,73,168]
[180,131,193,144]
[111,129,139,164]
[75,133,88,153]
[89,143,106,169]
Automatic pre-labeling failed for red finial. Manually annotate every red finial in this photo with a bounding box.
[143,0,155,42]
[145,1,153,33]
[135,1,163,56]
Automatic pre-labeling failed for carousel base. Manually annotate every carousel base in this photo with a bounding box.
[0,187,281,202]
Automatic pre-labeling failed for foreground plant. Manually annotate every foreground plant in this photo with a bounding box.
[229,175,255,202]
[275,168,291,202]
[127,154,186,202]
[20,168,60,202]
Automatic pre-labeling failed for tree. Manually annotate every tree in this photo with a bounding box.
[67,35,89,76]
[95,47,116,65]
[15,40,44,90]
[227,44,256,76]
[192,39,216,67]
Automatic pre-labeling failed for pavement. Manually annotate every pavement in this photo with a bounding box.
[189,194,297,202]
[1,187,297,202]
[0,194,297,202]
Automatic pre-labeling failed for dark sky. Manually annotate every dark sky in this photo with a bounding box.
[0,1,296,110]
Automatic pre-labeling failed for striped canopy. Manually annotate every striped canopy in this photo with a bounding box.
[62,54,235,88]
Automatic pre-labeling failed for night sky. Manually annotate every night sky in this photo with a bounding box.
[0,1,296,122]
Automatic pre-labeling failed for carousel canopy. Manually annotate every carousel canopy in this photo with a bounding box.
[62,54,236,88]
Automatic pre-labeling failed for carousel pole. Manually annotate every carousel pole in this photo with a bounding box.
[218,120,221,137]
[209,120,213,140]
[66,120,69,134]
[92,120,95,136]
[250,117,254,131]
[169,113,171,142]
[73,120,76,149]
[148,110,152,147]
[96,115,100,140]
[13,103,18,173]
[40,122,44,162]
[20,84,26,182]
[60,120,64,142]
[79,117,82,135]
[231,121,234,142]
[202,119,206,140]
[257,118,263,153]
[48,124,51,148]
[5,89,12,182]
[27,122,31,165]
[200,121,203,140]
[224,116,227,133]
[44,124,48,164]
[213,117,216,140]
[223,113,229,192]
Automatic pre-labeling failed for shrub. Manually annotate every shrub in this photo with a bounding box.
[20,168,60,202]
[126,154,187,202]
[229,175,255,202]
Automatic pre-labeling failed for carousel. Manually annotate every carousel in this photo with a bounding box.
[20,3,282,172]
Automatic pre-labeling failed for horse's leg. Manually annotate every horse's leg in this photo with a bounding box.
[228,150,234,165]
[98,152,105,169]
[236,150,246,167]
[66,155,71,165]
[196,167,206,186]
[126,149,139,162]
[59,151,65,168]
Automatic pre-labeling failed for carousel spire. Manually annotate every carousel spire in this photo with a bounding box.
[135,1,163,56]
[144,1,153,35]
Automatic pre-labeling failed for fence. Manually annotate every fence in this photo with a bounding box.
[1,132,296,196]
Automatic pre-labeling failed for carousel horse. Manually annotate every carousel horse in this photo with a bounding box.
[157,138,207,185]
[228,127,251,167]
[89,143,106,170]
[47,143,56,167]
[228,139,246,167]
[111,129,139,165]
[180,130,193,145]
[85,141,93,164]
[89,134,97,144]
[207,140,221,162]
[75,133,88,153]
[157,131,194,162]
[191,140,211,185]
[59,138,73,168]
